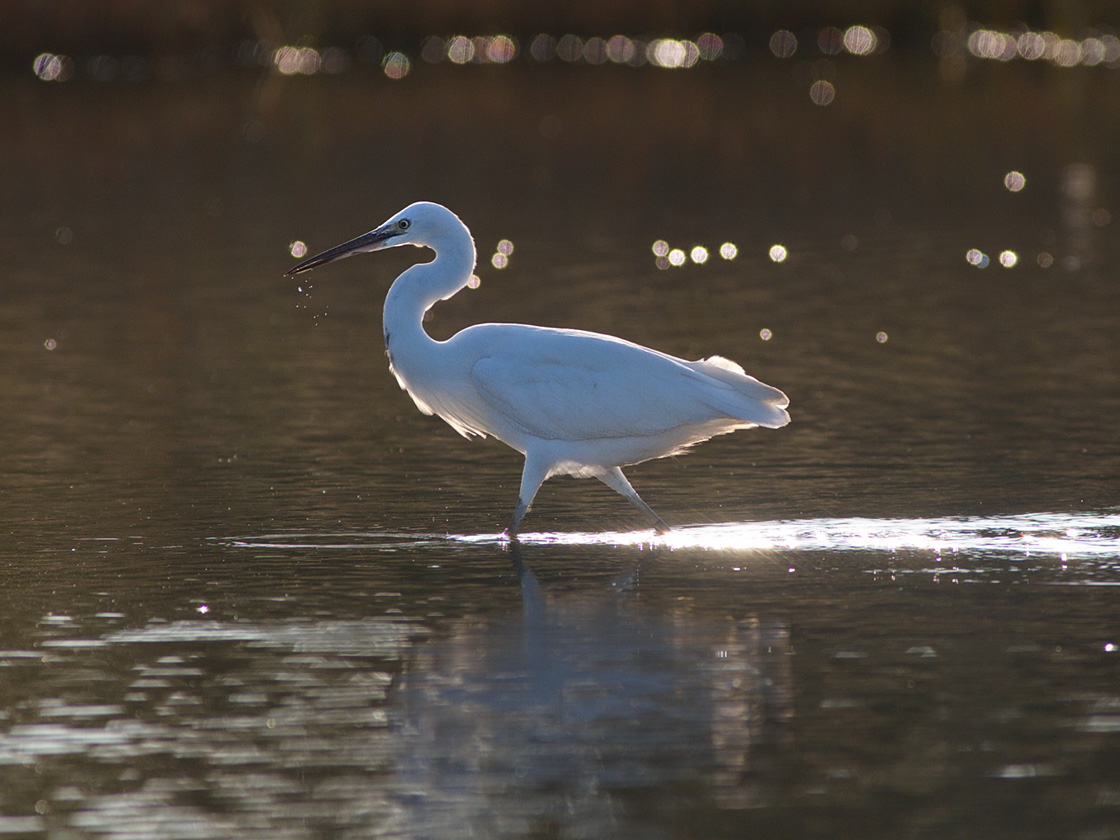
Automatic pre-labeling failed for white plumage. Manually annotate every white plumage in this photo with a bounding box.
[286,202,790,536]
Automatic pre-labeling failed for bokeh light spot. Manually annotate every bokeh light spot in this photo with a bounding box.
[843,26,877,56]
[34,52,72,81]
[690,246,709,265]
[1017,32,1046,60]
[486,35,517,64]
[809,79,835,106]
[719,242,738,260]
[557,34,583,62]
[818,27,844,55]
[607,35,636,64]
[382,52,410,79]
[668,249,687,267]
[447,36,474,64]
[697,33,723,61]
[583,37,609,65]
[648,39,699,69]
[274,46,322,75]
[530,34,557,61]
[999,250,1018,267]
[769,30,798,58]
[651,240,669,257]
[759,328,773,341]
[769,244,788,263]
[1053,39,1082,67]
[289,241,307,258]
[966,249,990,268]
[1004,171,1026,192]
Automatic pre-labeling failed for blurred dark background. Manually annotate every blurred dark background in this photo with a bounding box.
[4,0,1120,72]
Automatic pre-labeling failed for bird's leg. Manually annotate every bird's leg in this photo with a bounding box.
[505,455,552,537]
[597,467,670,534]
[506,502,528,539]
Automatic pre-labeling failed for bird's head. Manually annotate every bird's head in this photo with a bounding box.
[285,202,467,277]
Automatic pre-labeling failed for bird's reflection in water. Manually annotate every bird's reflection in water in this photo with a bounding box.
[392,544,793,837]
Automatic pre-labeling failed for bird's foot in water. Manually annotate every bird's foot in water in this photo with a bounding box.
[644,509,671,535]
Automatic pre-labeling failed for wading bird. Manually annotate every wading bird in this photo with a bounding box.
[286,202,789,536]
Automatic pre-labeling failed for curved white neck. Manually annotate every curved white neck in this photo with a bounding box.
[382,225,476,356]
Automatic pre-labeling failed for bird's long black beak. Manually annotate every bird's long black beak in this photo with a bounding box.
[284,226,401,276]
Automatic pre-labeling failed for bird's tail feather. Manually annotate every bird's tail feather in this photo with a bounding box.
[689,355,790,428]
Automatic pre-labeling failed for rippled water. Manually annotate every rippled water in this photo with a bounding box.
[2,60,1120,838]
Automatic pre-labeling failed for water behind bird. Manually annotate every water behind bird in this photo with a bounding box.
[3,60,1120,840]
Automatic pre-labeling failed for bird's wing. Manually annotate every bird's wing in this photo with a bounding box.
[469,328,785,442]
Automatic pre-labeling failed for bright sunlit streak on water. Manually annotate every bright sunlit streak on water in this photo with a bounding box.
[463,511,1120,557]
[223,511,1120,561]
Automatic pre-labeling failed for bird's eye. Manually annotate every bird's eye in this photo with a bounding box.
[397,219,410,230]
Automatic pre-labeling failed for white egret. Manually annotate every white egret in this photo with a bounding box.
[285,202,790,536]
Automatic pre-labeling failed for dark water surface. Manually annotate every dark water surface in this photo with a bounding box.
[2,59,1120,838]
